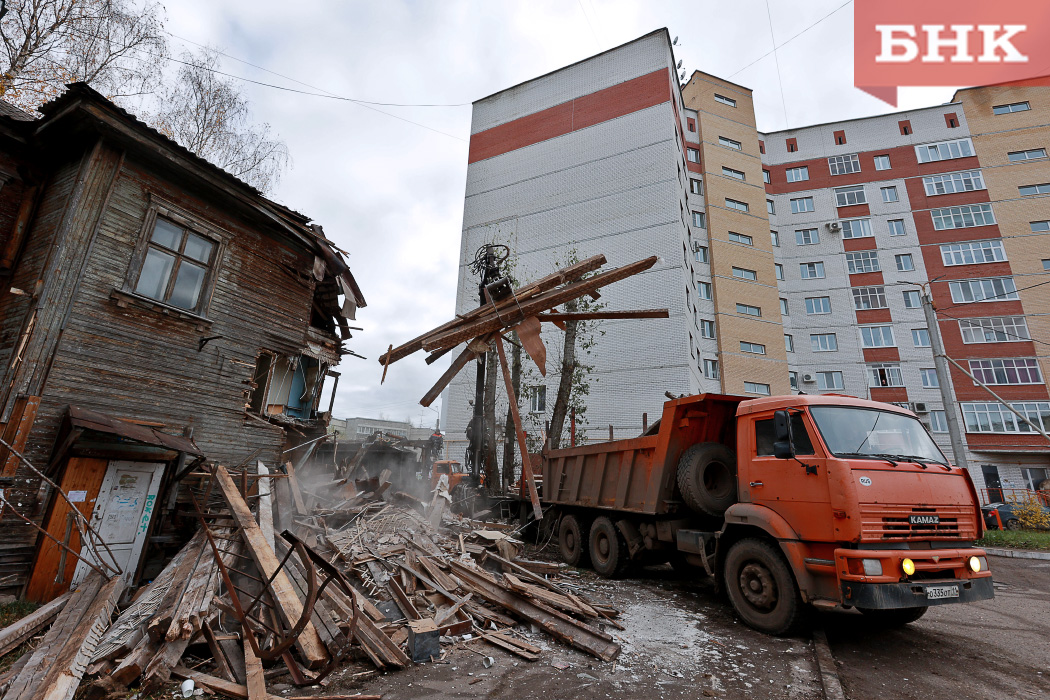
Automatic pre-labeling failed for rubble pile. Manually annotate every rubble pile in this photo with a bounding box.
[0,463,620,700]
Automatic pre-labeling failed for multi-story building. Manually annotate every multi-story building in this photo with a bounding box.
[444,29,1050,495]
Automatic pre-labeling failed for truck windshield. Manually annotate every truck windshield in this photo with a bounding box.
[809,406,948,465]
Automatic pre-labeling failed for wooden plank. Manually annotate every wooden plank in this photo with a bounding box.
[536,309,669,322]
[0,396,41,477]
[494,337,541,520]
[420,344,479,407]
[202,621,236,683]
[148,530,209,642]
[0,591,70,657]
[213,466,328,669]
[256,462,275,551]
[171,666,286,700]
[478,631,541,661]
[243,627,267,700]
[283,461,308,516]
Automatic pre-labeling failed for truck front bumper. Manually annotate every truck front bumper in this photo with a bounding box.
[841,576,994,609]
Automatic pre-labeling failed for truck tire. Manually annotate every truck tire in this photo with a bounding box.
[589,516,628,578]
[857,606,928,626]
[724,538,803,635]
[676,443,737,516]
[558,514,591,568]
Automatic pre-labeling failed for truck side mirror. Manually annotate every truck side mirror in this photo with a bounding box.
[773,409,794,460]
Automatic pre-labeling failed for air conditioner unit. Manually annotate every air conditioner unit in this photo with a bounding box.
[912,402,929,413]
[802,373,815,383]
[692,241,702,252]
[825,221,842,233]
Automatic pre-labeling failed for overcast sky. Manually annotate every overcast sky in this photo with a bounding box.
[164,0,956,429]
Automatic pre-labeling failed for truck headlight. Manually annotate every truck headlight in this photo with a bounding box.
[901,558,916,576]
[969,556,981,573]
[862,559,883,576]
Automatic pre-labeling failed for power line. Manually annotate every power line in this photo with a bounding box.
[764,0,790,129]
[728,0,853,79]
[576,0,601,51]
[936,276,1050,312]
[934,310,1050,347]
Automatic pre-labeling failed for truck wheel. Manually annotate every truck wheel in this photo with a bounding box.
[558,514,591,567]
[589,517,628,578]
[724,538,803,635]
[858,606,928,626]
[676,443,737,516]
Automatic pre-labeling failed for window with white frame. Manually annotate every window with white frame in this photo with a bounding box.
[912,328,931,347]
[817,371,843,390]
[805,296,831,314]
[929,410,949,433]
[868,363,904,387]
[940,240,1007,265]
[896,253,915,271]
[714,93,737,107]
[959,317,1030,344]
[790,372,799,390]
[916,138,974,163]
[775,263,784,280]
[811,333,838,352]
[841,218,873,238]
[962,402,1050,433]
[726,198,749,212]
[763,169,770,184]
[829,153,861,175]
[860,325,895,348]
[881,186,899,202]
[737,303,761,316]
[740,341,766,355]
[745,381,771,395]
[835,185,867,206]
[786,166,809,182]
[1031,220,1050,231]
[888,219,907,236]
[800,262,825,279]
[733,267,758,282]
[767,199,775,214]
[780,298,789,315]
[695,245,708,263]
[529,386,546,413]
[795,228,819,245]
[852,286,887,310]
[700,319,716,339]
[969,358,1042,385]
[687,148,700,163]
[690,178,703,195]
[903,290,921,308]
[723,166,746,180]
[874,155,891,170]
[921,368,939,388]
[790,197,814,213]
[728,232,753,245]
[993,101,1030,114]
[923,170,985,196]
[931,203,995,230]
[692,211,706,228]
[771,230,780,247]
[846,251,880,273]
[785,334,794,352]
[719,136,742,150]
[697,281,712,300]
[1019,183,1050,196]
[948,277,1018,303]
[703,359,719,379]
[1008,148,1047,162]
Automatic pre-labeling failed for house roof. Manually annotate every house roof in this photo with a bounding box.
[68,406,204,456]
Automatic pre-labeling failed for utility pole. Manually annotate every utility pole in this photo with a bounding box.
[921,291,969,471]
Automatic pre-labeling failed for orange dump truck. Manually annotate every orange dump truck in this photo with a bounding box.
[539,393,993,634]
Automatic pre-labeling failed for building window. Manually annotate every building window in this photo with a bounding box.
[723,166,746,181]
[700,319,716,339]
[771,230,780,247]
[1008,148,1048,162]
[916,138,974,163]
[834,130,847,145]
[899,121,912,135]
[780,298,789,315]
[692,211,706,228]
[763,169,771,184]
[931,203,996,230]
[737,302,761,316]
[687,118,696,132]
[745,381,771,395]
[704,359,720,379]
[690,178,703,195]
[697,281,712,300]
[903,290,921,308]
[786,166,809,182]
[860,325,895,348]
[837,218,871,239]
[1033,220,1050,231]
[787,139,797,153]
[726,198,749,212]
[530,386,547,413]
[930,411,949,433]
[921,368,940,388]
[828,154,861,175]
[131,216,219,312]
[800,262,825,279]
[940,240,1007,266]
[687,148,700,163]
[714,93,737,107]
[728,232,753,245]
[790,372,799,390]
[868,363,904,387]
[1044,259,1050,270]
[881,186,899,202]
[733,268,758,282]
[874,155,891,170]
[912,328,931,347]
[767,199,775,214]
[852,286,887,310]
[811,333,838,352]
[790,197,814,213]
[740,341,766,355]
[1019,183,1050,196]
[795,228,819,245]
[846,251,880,274]
[896,254,915,271]
[719,136,742,150]
[784,334,794,352]
[817,371,843,390]
[923,170,985,195]
[835,185,867,207]
[775,263,784,280]
[962,402,1050,434]
[969,358,1042,385]
[959,317,1030,344]
[993,101,1031,114]
[949,277,1018,303]
[805,296,831,315]
[695,245,708,263]
[887,219,906,236]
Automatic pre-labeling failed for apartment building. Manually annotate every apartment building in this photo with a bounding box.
[445,29,1049,493]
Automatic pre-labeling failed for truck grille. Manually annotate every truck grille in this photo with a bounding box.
[859,504,977,541]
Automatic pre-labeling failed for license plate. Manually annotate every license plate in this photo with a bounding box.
[926,585,959,600]
[909,514,940,525]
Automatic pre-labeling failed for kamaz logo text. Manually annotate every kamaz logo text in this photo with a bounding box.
[875,24,1029,63]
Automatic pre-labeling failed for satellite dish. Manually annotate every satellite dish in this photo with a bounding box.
[673,36,679,45]
[677,59,683,69]
[679,72,686,81]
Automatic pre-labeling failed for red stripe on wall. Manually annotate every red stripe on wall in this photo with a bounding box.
[467,69,672,164]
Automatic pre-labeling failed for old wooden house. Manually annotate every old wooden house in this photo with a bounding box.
[0,84,365,600]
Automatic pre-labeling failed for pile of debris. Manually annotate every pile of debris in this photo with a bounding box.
[0,463,620,700]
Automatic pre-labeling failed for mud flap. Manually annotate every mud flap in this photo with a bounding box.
[676,529,718,576]
[615,520,645,558]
